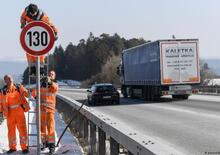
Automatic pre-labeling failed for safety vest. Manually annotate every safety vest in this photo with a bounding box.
[2,84,29,117]
[32,82,58,113]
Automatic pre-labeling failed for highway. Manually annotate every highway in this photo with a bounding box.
[59,90,220,155]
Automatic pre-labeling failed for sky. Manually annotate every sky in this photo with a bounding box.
[0,0,219,62]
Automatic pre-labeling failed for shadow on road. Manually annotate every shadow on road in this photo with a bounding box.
[75,96,187,107]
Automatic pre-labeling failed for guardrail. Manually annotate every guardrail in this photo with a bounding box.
[57,94,183,155]
[195,85,220,95]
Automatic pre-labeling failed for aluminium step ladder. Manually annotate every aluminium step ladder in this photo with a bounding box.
[27,55,50,151]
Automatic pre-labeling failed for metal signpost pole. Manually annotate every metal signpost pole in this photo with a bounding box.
[36,56,41,155]
[20,21,55,154]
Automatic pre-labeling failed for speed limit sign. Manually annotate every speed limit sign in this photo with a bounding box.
[20,21,55,56]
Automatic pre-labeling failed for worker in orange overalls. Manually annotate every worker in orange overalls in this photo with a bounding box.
[2,75,29,154]
[20,3,58,76]
[32,70,58,154]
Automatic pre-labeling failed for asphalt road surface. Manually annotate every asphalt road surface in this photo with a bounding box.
[59,90,220,155]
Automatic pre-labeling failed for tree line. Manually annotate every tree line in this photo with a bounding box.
[22,33,146,84]
[22,33,218,86]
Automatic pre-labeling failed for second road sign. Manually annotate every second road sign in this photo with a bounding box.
[20,21,55,56]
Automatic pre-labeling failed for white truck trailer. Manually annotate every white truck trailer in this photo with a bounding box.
[118,39,200,101]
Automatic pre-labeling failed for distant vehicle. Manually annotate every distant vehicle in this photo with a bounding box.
[61,80,81,88]
[87,83,120,106]
[57,80,68,88]
[117,39,200,101]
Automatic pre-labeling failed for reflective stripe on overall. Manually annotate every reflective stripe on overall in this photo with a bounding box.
[41,89,56,144]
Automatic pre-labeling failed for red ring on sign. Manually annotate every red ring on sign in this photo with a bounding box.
[20,21,55,56]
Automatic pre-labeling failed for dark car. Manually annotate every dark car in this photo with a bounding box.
[87,83,120,106]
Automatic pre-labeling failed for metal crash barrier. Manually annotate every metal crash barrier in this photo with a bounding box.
[56,94,182,155]
[196,85,220,95]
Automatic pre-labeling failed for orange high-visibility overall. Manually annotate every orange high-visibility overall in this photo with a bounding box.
[32,82,58,144]
[26,54,45,66]
[21,8,58,63]
[2,84,29,150]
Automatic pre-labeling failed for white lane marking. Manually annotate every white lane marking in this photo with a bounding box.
[156,105,220,120]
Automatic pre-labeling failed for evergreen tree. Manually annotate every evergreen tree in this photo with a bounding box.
[22,33,146,84]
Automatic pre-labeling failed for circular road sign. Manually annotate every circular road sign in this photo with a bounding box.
[20,21,55,56]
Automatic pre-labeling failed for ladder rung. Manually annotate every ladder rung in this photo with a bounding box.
[28,145,38,147]
[28,123,37,125]
[28,134,38,136]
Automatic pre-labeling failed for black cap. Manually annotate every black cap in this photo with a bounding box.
[28,4,38,14]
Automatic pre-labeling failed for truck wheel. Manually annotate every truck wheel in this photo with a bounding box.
[172,95,189,100]
[181,95,189,100]
[172,95,178,99]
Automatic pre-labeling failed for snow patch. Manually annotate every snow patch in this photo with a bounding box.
[0,100,83,155]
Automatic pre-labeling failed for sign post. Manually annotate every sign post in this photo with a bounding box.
[36,56,41,155]
[20,21,55,155]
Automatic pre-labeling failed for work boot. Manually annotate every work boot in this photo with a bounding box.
[6,149,16,154]
[41,142,48,151]
[48,143,55,154]
[22,149,29,154]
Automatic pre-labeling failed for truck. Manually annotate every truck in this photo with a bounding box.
[117,39,200,101]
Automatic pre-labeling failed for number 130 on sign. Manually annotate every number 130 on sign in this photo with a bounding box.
[20,21,55,56]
